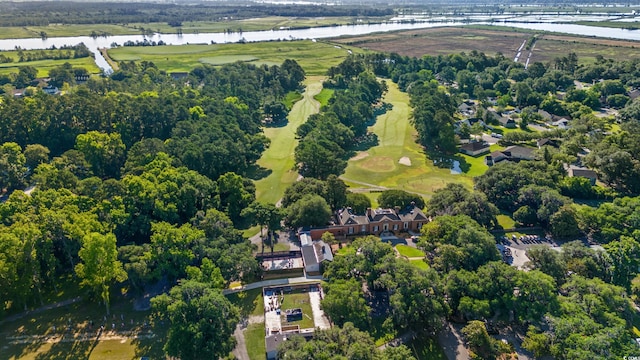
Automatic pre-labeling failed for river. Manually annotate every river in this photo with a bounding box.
[1,20,639,73]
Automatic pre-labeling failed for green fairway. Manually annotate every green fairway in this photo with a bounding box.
[254,77,323,204]
[108,40,359,76]
[341,81,473,198]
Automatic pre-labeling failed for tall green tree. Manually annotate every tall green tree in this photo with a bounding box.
[321,279,371,329]
[151,280,239,360]
[75,131,126,179]
[0,142,27,191]
[75,232,127,315]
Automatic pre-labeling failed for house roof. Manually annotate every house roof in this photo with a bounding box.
[504,145,535,159]
[399,207,428,222]
[567,166,597,179]
[337,209,368,226]
[314,241,333,263]
[498,116,515,125]
[461,142,490,152]
[368,208,401,222]
[301,246,318,267]
[299,232,313,247]
[537,138,559,148]
[489,146,535,162]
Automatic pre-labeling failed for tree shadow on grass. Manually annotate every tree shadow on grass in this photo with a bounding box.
[34,333,93,360]
[245,164,272,181]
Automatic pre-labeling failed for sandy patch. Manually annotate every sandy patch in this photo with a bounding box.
[350,151,370,161]
[398,156,411,166]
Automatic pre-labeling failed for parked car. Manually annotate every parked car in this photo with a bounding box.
[491,133,503,139]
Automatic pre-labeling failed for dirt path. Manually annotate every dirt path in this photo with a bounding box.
[254,77,323,204]
[232,322,250,360]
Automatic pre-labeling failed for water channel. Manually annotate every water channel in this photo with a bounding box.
[1,19,640,73]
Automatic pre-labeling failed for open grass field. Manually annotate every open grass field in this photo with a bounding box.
[254,77,323,204]
[107,40,360,76]
[280,291,314,329]
[333,26,640,64]
[0,17,389,40]
[396,244,425,258]
[341,80,473,198]
[0,49,101,77]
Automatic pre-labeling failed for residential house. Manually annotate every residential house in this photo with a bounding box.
[485,145,536,166]
[552,119,570,130]
[298,232,333,274]
[460,141,491,156]
[42,85,60,95]
[307,205,428,239]
[458,101,476,117]
[566,165,598,185]
[537,138,559,149]
[488,110,516,128]
[454,118,486,135]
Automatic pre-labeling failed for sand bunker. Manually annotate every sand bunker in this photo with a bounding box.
[351,152,370,161]
[398,156,411,166]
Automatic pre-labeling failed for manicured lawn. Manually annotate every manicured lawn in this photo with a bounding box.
[341,80,473,198]
[226,288,265,317]
[253,77,323,204]
[497,213,516,229]
[280,291,314,330]
[396,244,425,258]
[410,259,430,270]
[245,323,267,360]
[313,88,334,107]
[108,40,361,76]
[408,336,447,360]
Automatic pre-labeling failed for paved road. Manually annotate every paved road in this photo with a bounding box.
[438,322,470,360]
